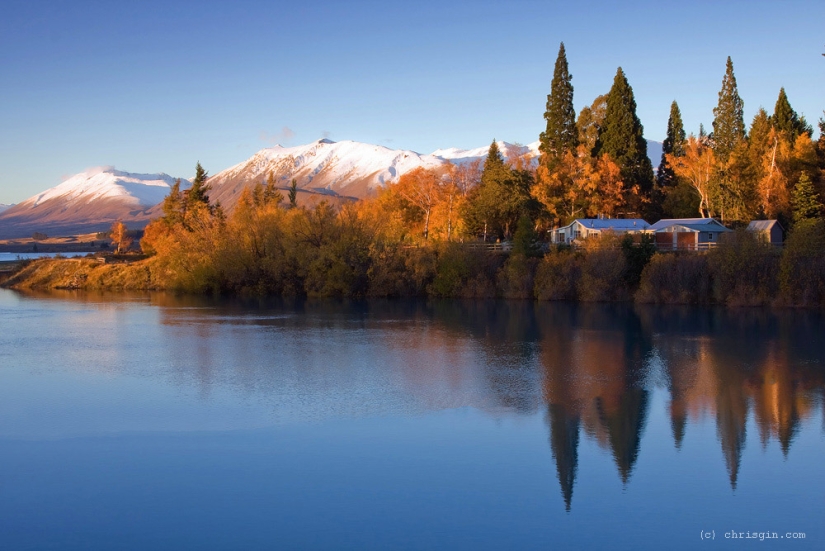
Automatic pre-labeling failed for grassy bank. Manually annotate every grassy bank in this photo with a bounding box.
[2,257,165,291]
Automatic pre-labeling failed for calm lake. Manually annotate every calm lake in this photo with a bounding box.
[0,289,823,550]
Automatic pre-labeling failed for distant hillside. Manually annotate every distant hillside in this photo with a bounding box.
[0,168,188,239]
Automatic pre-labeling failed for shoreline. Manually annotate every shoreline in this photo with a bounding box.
[3,255,823,308]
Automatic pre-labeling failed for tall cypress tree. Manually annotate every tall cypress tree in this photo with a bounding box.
[539,42,577,164]
[657,100,686,187]
[595,67,654,211]
[711,57,745,162]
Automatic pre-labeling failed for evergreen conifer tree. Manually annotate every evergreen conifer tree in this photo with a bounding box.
[482,141,508,183]
[188,162,211,206]
[465,141,536,240]
[162,179,185,226]
[711,57,746,162]
[539,42,577,164]
[792,171,823,224]
[771,88,811,142]
[595,67,654,212]
[657,100,686,187]
[288,179,299,208]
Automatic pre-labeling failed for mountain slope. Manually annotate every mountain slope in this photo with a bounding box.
[207,139,449,206]
[432,141,540,165]
[0,167,188,238]
[0,137,665,239]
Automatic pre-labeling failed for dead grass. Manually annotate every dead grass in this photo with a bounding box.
[2,257,168,291]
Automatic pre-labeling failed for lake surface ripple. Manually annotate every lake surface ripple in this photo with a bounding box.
[1,290,823,550]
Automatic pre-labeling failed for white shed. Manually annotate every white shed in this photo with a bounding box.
[746,220,783,245]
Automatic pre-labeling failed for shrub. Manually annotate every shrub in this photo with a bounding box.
[636,254,712,304]
[534,249,580,301]
[779,219,825,306]
[707,228,779,306]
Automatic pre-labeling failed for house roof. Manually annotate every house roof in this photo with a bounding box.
[567,218,651,230]
[662,223,732,233]
[747,220,783,232]
[650,218,729,231]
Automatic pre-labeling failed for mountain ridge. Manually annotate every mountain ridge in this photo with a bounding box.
[0,138,663,239]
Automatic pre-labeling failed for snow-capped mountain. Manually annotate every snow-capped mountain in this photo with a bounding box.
[0,167,188,238]
[0,204,12,213]
[432,141,541,165]
[0,138,664,239]
[207,138,448,205]
[433,139,663,166]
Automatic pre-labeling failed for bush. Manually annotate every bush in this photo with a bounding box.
[428,243,500,298]
[578,246,629,301]
[534,249,580,301]
[497,254,538,299]
[636,254,712,304]
[707,228,779,306]
[779,219,825,306]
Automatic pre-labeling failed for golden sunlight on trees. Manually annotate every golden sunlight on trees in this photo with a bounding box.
[667,136,717,218]
[394,167,442,240]
[534,145,628,224]
[110,220,132,254]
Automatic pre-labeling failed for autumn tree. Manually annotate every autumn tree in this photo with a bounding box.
[110,220,132,254]
[667,136,717,218]
[540,42,578,166]
[534,145,626,223]
[395,167,441,240]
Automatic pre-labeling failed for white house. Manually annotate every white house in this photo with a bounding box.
[551,218,651,245]
[650,218,731,250]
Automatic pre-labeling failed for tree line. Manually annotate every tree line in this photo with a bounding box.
[133,45,825,304]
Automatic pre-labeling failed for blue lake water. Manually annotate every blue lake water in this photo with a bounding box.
[0,252,89,261]
[0,289,823,550]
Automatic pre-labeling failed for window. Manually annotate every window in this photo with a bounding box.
[708,233,714,240]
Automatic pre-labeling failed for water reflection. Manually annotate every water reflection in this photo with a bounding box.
[8,291,825,512]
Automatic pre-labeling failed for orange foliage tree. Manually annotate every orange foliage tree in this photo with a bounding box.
[110,220,132,254]
[667,136,717,218]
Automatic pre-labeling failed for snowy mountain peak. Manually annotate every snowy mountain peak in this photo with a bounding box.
[209,139,447,204]
[26,167,185,209]
[432,140,541,165]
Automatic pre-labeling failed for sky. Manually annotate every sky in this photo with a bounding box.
[1,0,823,204]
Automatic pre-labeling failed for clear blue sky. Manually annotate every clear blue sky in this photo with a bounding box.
[1,0,823,203]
